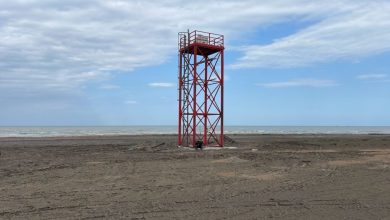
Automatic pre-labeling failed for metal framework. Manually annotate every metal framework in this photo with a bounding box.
[178,30,224,147]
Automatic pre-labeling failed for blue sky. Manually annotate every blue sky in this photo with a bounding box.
[0,0,389,126]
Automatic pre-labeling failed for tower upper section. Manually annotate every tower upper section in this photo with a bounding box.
[178,30,224,56]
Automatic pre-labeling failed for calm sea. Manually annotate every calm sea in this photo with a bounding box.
[0,126,390,137]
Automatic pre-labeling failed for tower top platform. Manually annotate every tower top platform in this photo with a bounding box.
[178,30,224,56]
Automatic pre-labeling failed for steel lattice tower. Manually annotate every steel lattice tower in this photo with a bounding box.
[178,30,224,147]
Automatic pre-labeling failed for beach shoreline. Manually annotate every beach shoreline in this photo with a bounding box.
[1,134,390,219]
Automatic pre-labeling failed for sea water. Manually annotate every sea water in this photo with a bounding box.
[0,126,390,137]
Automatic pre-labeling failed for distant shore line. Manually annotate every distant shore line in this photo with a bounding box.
[1,133,390,139]
[1,126,390,138]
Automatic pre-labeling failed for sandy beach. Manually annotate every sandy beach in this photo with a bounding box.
[1,134,390,219]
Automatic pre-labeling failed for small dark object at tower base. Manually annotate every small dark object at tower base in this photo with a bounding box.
[195,141,203,150]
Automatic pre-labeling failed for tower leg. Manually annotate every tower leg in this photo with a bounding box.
[204,56,208,146]
[192,46,197,147]
[178,52,182,146]
[220,51,224,147]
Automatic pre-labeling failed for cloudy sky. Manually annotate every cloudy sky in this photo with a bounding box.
[1,0,389,126]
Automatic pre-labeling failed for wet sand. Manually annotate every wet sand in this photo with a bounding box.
[1,134,390,219]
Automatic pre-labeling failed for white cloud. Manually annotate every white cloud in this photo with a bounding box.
[148,82,175,88]
[357,74,388,80]
[231,1,390,68]
[258,78,338,88]
[124,100,137,105]
[99,84,120,90]
[1,0,389,94]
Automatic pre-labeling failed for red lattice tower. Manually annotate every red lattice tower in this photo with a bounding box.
[178,30,224,147]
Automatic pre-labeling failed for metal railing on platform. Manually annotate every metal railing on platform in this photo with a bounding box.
[178,30,224,50]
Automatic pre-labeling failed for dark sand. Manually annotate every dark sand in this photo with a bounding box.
[1,134,390,219]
